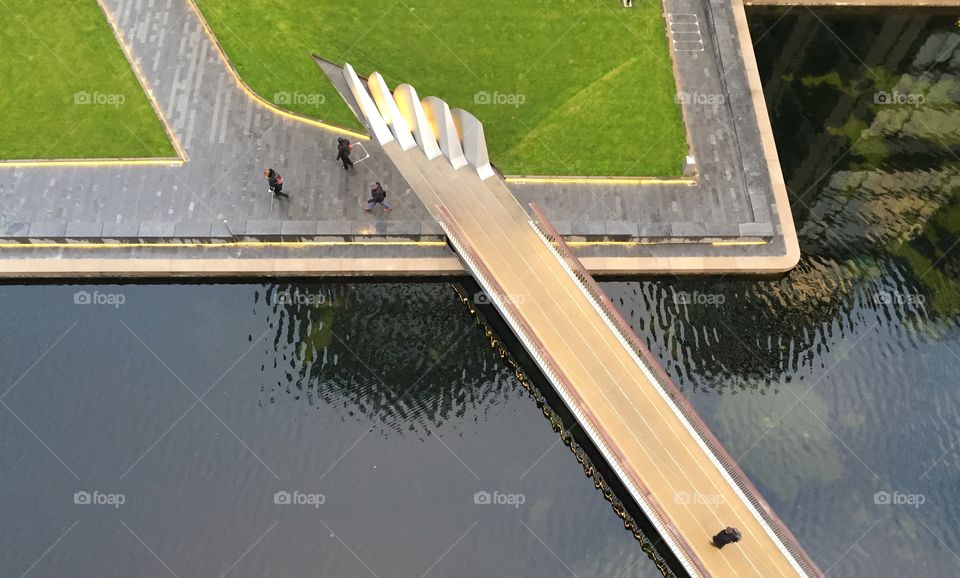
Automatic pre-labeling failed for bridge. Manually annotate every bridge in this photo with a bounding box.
[338,64,824,578]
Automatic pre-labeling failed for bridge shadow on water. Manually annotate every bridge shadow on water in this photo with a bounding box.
[457,276,688,578]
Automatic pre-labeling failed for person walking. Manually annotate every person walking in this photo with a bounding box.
[264,168,289,199]
[365,182,391,212]
[712,527,741,549]
[336,137,354,170]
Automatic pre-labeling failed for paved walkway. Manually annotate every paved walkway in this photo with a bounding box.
[0,0,431,237]
[0,0,799,275]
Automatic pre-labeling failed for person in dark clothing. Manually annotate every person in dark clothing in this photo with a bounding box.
[365,182,391,212]
[264,168,289,199]
[336,137,354,170]
[712,527,741,549]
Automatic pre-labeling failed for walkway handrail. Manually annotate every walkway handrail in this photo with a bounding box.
[528,203,825,578]
[435,205,710,578]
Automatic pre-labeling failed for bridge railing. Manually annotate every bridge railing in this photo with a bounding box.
[435,205,710,578]
[528,203,825,578]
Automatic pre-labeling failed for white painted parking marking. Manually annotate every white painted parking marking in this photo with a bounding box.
[668,13,704,52]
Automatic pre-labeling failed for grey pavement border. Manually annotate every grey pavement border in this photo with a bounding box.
[0,0,796,275]
[0,220,771,245]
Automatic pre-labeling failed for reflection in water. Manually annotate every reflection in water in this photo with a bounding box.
[255,283,510,436]
[600,9,960,577]
[0,283,661,578]
[261,282,675,574]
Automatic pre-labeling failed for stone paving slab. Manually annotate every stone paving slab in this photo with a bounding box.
[571,221,606,236]
[672,222,707,237]
[28,222,67,239]
[605,221,639,237]
[279,220,317,236]
[704,222,741,237]
[174,221,213,238]
[1,222,28,238]
[242,220,282,237]
[66,222,104,240]
[419,219,446,237]
[316,220,353,236]
[739,221,775,236]
[139,221,177,238]
[550,220,572,236]
[637,223,673,240]
[210,222,234,238]
[101,222,139,239]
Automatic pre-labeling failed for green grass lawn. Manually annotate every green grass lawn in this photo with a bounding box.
[0,0,175,160]
[197,0,686,176]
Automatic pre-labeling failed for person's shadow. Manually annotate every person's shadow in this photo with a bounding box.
[269,192,293,220]
[372,215,388,235]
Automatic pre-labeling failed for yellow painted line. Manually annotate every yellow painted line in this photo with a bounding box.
[567,240,770,247]
[0,240,447,249]
[505,176,697,186]
[711,240,769,246]
[567,241,658,246]
[0,239,769,249]
[96,0,188,163]
[185,0,370,141]
[0,158,184,168]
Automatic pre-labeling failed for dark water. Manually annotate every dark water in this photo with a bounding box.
[6,8,960,578]
[0,283,660,578]
[598,8,960,577]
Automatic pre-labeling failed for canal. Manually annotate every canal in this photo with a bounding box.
[3,6,960,578]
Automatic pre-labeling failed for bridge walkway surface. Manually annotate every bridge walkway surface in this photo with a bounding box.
[380,139,823,578]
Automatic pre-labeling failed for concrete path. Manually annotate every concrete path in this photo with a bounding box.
[0,0,800,275]
[0,0,431,237]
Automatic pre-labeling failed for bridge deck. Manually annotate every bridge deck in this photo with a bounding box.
[383,141,820,578]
